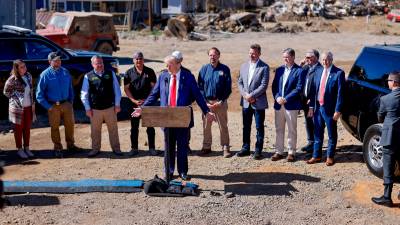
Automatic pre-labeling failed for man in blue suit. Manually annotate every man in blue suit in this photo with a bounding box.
[237,44,270,160]
[271,48,304,162]
[306,52,345,166]
[132,55,215,180]
[371,71,400,207]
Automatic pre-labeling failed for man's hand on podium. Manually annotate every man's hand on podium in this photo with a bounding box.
[131,107,142,117]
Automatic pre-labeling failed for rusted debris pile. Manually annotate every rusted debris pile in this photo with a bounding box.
[202,11,263,33]
[163,0,389,39]
[164,14,196,39]
[266,22,304,33]
[270,0,387,20]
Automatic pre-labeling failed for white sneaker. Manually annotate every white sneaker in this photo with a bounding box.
[17,148,28,159]
[24,146,34,157]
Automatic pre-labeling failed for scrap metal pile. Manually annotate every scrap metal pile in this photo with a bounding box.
[165,0,388,39]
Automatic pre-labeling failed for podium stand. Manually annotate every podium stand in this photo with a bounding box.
[141,106,191,182]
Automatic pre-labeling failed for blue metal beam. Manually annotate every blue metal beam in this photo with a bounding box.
[3,179,144,193]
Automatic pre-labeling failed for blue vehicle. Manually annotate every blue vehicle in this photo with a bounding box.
[341,44,400,178]
[0,25,119,118]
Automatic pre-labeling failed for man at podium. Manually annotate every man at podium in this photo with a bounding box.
[132,55,215,181]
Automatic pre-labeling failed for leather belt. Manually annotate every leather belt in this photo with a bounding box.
[49,100,67,106]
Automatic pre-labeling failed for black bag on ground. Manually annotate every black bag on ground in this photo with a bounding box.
[143,175,185,197]
[143,175,169,195]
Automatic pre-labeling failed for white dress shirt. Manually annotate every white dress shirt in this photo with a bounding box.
[248,60,258,87]
[22,76,32,107]
[282,65,292,97]
[319,65,332,97]
[304,63,316,97]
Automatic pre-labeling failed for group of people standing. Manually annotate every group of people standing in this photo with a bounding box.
[3,44,346,181]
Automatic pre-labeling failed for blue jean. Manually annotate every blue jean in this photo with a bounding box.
[242,107,265,152]
[313,106,337,158]
[164,128,189,176]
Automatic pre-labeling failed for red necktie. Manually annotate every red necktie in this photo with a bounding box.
[169,74,177,107]
[319,69,328,105]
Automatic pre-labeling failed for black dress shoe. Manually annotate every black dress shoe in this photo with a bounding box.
[252,151,262,160]
[371,196,393,207]
[180,173,190,181]
[236,149,250,157]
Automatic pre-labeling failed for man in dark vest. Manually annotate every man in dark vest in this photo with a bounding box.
[81,55,122,157]
[372,71,400,207]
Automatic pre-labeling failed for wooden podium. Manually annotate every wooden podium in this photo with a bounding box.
[141,106,191,182]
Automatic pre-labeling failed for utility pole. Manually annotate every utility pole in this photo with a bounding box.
[148,0,153,31]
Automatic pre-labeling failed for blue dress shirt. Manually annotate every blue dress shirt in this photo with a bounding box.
[197,63,232,102]
[36,66,74,110]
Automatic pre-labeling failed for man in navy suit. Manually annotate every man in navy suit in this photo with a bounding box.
[132,55,215,180]
[300,49,323,153]
[237,44,270,160]
[271,48,304,162]
[371,71,400,207]
[306,52,345,166]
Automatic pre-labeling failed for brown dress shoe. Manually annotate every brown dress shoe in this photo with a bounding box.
[287,154,295,162]
[326,157,335,166]
[271,153,285,161]
[306,157,321,164]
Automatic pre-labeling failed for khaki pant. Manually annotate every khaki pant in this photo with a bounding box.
[48,102,75,149]
[274,106,298,155]
[90,107,120,151]
[202,101,230,149]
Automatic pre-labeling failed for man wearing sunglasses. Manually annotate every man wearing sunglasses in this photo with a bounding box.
[300,49,323,154]
[371,71,400,207]
[124,51,158,156]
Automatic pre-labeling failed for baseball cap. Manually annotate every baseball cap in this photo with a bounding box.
[48,52,61,61]
[133,51,144,59]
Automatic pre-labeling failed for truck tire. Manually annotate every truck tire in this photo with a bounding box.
[363,124,384,178]
[95,42,113,55]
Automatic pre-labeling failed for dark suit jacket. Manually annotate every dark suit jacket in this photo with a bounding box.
[378,88,400,147]
[272,63,304,110]
[143,69,210,128]
[237,60,270,110]
[302,62,323,101]
[309,65,345,116]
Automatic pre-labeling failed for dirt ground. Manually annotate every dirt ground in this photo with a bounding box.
[1,16,400,224]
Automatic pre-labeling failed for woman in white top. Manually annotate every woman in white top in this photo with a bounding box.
[3,60,35,159]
